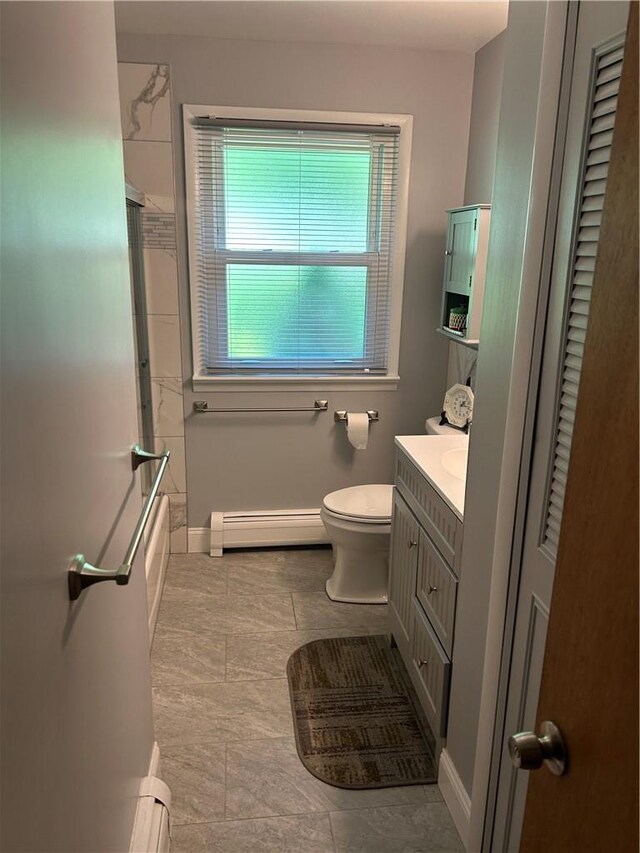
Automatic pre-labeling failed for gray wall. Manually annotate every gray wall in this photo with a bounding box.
[445,29,505,401]
[116,33,475,527]
[446,1,560,795]
[463,30,506,205]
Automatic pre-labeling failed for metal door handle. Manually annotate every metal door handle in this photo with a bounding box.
[508,721,567,776]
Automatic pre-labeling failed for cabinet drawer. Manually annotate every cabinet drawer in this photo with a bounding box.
[409,602,451,738]
[396,450,463,573]
[416,530,458,656]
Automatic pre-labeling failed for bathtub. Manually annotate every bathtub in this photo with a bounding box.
[145,493,170,644]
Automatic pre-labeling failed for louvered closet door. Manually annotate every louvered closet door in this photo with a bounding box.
[544,40,624,553]
[490,5,628,851]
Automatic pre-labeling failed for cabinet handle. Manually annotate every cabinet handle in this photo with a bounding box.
[407,539,417,548]
[418,659,428,668]
[444,250,453,256]
[426,585,438,596]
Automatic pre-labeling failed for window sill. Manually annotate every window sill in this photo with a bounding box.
[191,374,400,392]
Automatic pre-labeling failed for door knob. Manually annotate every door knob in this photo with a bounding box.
[508,720,567,776]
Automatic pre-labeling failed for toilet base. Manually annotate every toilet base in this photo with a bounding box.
[325,547,389,605]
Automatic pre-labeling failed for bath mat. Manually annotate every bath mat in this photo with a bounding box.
[286,634,437,789]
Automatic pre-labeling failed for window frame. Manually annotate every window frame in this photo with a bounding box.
[184,104,413,391]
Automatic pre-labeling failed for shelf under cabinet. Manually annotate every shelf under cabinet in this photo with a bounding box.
[436,326,479,348]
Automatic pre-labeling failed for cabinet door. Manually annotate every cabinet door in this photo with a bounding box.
[388,492,419,653]
[444,208,478,296]
[410,602,452,737]
[416,529,458,656]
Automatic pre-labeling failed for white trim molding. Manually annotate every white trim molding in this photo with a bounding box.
[438,748,471,850]
[188,527,210,554]
[183,103,412,390]
[191,373,400,392]
[466,4,573,851]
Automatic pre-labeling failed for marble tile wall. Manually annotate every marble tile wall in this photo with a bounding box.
[119,62,187,552]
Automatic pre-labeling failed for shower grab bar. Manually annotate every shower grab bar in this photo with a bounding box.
[193,400,328,414]
[68,445,170,600]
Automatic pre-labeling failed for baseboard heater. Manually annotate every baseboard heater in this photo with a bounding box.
[210,508,329,556]
[129,745,171,853]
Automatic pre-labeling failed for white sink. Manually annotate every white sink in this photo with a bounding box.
[441,448,468,481]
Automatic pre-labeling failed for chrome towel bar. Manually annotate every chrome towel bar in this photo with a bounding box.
[334,410,379,422]
[68,445,170,600]
[193,400,328,414]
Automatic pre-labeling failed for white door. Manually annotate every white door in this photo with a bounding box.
[1,3,155,851]
[487,3,629,849]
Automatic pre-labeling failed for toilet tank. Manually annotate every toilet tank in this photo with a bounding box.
[425,416,462,436]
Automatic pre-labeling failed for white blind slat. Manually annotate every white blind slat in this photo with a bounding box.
[190,121,400,373]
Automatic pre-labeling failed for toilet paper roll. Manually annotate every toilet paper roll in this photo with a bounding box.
[346,412,369,450]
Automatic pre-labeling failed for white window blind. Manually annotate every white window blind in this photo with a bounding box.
[543,40,624,555]
[189,117,400,375]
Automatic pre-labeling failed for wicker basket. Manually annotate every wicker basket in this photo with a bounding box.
[448,310,467,333]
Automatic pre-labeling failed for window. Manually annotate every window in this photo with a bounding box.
[184,106,412,388]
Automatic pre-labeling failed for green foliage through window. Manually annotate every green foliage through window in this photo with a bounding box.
[227,265,367,362]
[224,145,371,253]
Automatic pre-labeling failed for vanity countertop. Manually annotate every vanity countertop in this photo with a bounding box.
[394,434,469,520]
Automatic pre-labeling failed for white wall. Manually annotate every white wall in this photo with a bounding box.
[463,30,507,206]
[116,32,475,527]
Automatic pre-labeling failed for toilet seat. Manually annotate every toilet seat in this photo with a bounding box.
[322,484,394,524]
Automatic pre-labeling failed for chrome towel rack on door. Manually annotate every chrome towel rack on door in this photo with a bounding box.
[193,400,328,414]
[68,445,170,600]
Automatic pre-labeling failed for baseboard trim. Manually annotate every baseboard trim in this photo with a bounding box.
[188,527,210,553]
[438,748,471,850]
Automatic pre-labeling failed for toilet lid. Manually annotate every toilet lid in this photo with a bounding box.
[323,484,394,522]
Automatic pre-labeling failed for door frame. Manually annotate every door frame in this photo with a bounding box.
[459,2,576,849]
[469,3,631,849]
[481,4,579,846]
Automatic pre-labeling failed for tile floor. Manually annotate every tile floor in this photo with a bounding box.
[152,548,463,853]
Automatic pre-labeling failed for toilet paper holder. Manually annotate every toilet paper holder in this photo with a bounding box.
[334,410,379,423]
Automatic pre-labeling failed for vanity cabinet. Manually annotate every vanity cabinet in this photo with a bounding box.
[416,529,457,657]
[389,447,463,739]
[388,495,420,651]
[438,203,491,346]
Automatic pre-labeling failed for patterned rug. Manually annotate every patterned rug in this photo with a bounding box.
[286,634,437,789]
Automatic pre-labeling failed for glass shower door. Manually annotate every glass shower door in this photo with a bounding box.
[126,197,154,495]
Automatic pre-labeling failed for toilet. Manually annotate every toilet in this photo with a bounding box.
[321,484,394,604]
[321,416,462,605]
[424,415,462,436]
